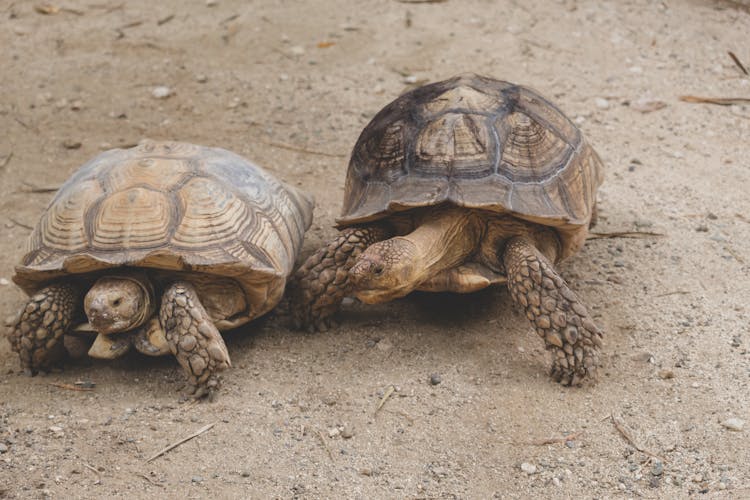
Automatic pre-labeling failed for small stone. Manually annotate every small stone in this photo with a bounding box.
[520,462,537,474]
[240,470,250,477]
[195,74,208,83]
[658,369,675,379]
[649,476,660,488]
[429,373,441,385]
[552,477,561,486]
[341,425,354,439]
[651,460,664,476]
[151,86,173,99]
[0,278,9,286]
[403,75,418,84]
[594,97,610,109]
[62,139,82,149]
[695,224,709,232]
[290,45,305,55]
[191,476,203,483]
[206,0,218,6]
[720,418,745,431]
[0,443,8,453]
[328,427,340,438]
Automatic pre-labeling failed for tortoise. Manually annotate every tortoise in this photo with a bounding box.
[291,74,604,385]
[8,140,313,398]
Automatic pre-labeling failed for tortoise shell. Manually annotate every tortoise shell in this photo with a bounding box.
[339,74,604,258]
[13,141,313,324]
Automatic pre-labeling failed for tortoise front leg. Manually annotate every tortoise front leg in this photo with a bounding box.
[160,282,231,400]
[8,282,82,374]
[290,225,390,332]
[503,237,603,386]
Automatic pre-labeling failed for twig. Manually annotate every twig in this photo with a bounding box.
[655,290,689,298]
[83,463,100,475]
[679,95,750,106]
[50,382,94,392]
[728,51,748,76]
[145,422,217,462]
[8,218,34,230]
[0,152,12,169]
[136,473,165,488]
[19,181,60,193]
[588,231,665,240]
[610,414,665,462]
[375,385,395,414]
[315,429,334,461]
[723,245,746,264]
[157,14,174,26]
[532,430,585,446]
[256,139,345,158]
[395,0,448,3]
[736,213,750,224]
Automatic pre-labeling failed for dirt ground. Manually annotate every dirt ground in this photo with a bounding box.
[1,0,749,498]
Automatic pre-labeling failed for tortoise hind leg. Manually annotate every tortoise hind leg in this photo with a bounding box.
[503,236,603,386]
[290,225,390,332]
[160,281,231,400]
[8,283,81,374]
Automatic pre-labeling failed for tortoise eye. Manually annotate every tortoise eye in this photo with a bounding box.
[373,264,384,275]
[112,298,122,307]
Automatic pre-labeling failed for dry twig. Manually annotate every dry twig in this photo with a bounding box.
[256,139,345,158]
[146,422,217,462]
[679,95,750,106]
[315,429,334,461]
[610,414,665,462]
[136,473,165,488]
[83,463,100,475]
[728,51,748,76]
[50,382,94,392]
[375,385,396,414]
[8,218,34,230]
[588,231,665,240]
[0,152,12,169]
[533,430,585,446]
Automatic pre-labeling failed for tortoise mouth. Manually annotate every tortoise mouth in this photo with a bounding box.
[353,284,413,304]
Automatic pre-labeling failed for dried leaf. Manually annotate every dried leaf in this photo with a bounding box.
[317,41,335,48]
[679,95,750,106]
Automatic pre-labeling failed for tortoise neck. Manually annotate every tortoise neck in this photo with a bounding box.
[407,208,483,283]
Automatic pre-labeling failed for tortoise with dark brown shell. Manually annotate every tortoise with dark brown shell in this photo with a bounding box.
[291,74,604,385]
[8,141,313,398]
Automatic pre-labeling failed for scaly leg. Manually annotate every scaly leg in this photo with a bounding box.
[8,283,81,374]
[160,282,231,400]
[290,225,390,332]
[503,237,603,386]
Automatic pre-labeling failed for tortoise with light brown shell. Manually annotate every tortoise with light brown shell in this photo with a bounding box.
[8,141,313,398]
[291,74,604,385]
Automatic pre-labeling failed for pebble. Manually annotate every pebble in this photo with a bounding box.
[552,477,561,486]
[289,45,305,55]
[651,460,664,476]
[720,418,745,431]
[240,470,251,477]
[0,278,9,286]
[695,224,709,232]
[206,0,218,5]
[341,425,354,439]
[195,74,208,83]
[520,462,537,474]
[151,86,173,99]
[594,97,610,109]
[0,443,7,453]
[191,476,203,483]
[429,373,442,385]
[62,140,82,150]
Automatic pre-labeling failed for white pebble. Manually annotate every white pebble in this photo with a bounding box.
[0,278,9,286]
[290,45,305,55]
[520,462,537,474]
[595,97,610,109]
[403,75,418,84]
[720,418,745,431]
[151,86,173,99]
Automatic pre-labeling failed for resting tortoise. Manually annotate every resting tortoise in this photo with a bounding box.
[8,141,313,398]
[292,74,605,385]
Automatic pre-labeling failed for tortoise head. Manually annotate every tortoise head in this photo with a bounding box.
[349,237,421,303]
[84,273,154,334]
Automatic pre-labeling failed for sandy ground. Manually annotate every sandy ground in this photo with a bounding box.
[1,0,749,498]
